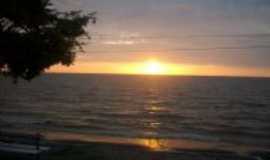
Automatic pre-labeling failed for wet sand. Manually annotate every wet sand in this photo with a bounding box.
[1,130,269,160]
[46,140,260,160]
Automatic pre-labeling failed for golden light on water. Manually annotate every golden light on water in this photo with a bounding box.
[139,138,165,150]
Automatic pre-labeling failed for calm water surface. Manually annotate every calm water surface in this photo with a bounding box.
[0,74,269,149]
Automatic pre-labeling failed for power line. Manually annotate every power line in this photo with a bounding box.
[84,45,270,54]
[90,33,270,40]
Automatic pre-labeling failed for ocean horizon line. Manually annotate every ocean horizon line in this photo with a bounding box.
[45,72,270,79]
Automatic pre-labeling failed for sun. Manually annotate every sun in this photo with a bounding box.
[145,60,165,75]
[123,59,183,75]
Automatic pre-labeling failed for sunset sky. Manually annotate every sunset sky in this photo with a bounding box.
[49,0,270,77]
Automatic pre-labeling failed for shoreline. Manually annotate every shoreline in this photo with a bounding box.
[0,130,269,160]
[2,129,269,153]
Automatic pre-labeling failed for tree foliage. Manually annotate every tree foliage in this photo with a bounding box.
[0,0,96,82]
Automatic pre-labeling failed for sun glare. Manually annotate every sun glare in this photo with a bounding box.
[145,60,165,75]
[49,59,193,76]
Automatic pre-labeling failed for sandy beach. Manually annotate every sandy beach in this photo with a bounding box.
[0,130,269,160]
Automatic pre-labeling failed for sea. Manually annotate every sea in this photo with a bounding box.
[0,74,269,150]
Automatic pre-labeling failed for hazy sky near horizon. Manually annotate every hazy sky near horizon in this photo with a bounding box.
[50,0,270,76]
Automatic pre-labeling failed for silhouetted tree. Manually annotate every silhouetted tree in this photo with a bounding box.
[0,0,96,82]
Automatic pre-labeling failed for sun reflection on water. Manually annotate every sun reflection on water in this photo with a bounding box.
[146,99,167,114]
[139,138,166,150]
